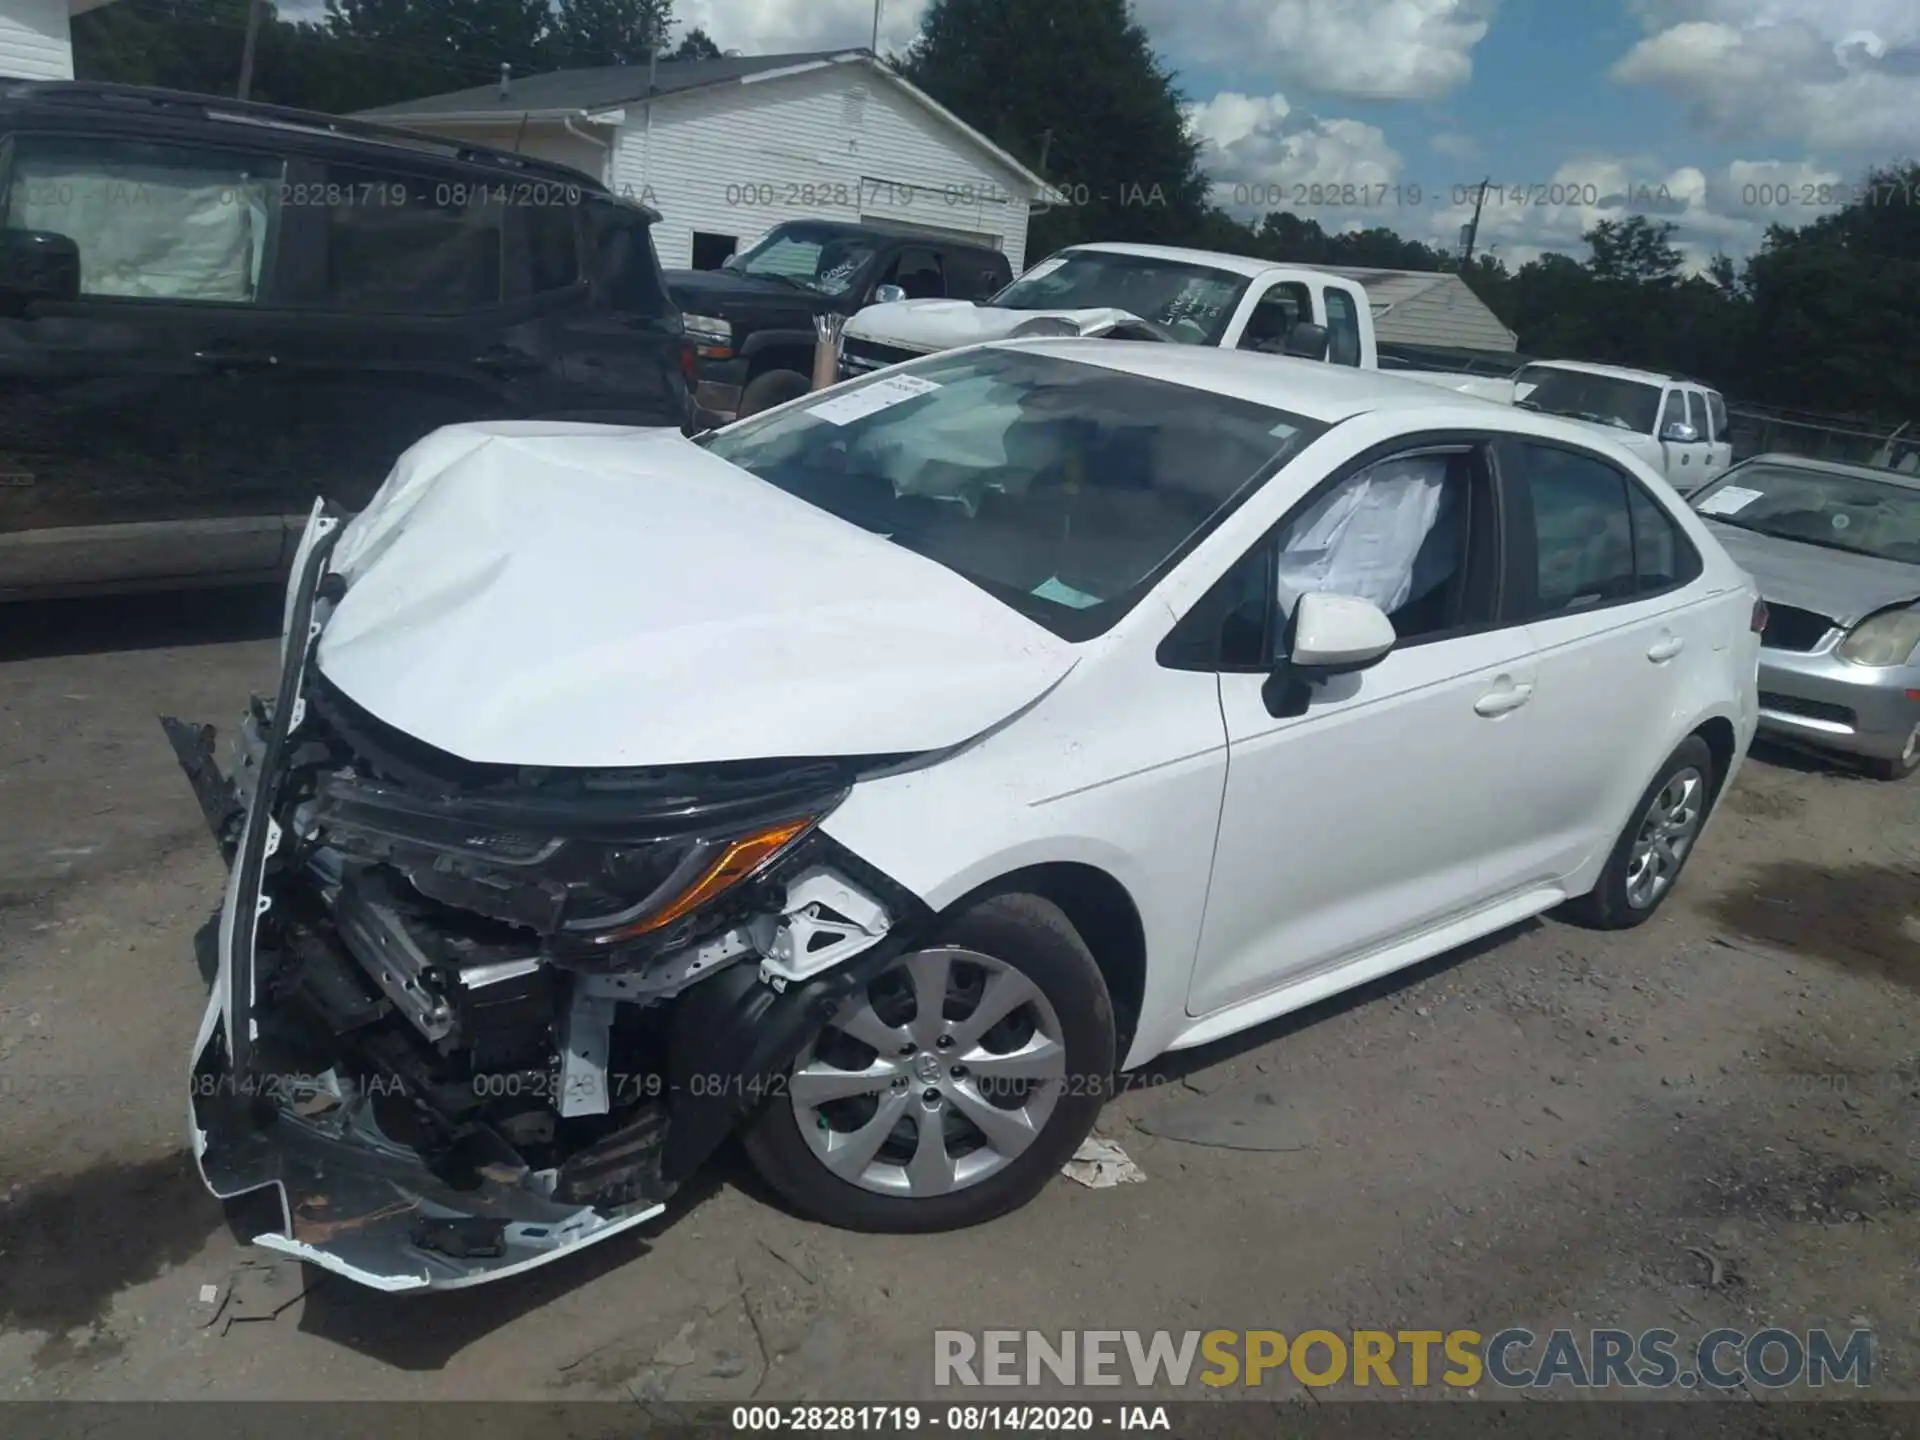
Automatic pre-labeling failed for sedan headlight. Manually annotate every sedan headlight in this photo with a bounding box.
[1837,608,1920,667]
[682,313,733,350]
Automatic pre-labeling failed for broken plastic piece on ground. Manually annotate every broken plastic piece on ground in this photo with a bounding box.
[223,1257,315,1328]
[1133,1085,1313,1152]
[1060,1135,1145,1188]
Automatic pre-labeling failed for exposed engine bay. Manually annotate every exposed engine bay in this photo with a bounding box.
[169,503,931,1290]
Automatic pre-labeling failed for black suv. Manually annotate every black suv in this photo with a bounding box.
[0,82,691,601]
[664,219,1013,422]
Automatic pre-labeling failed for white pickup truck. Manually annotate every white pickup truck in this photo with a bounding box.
[840,242,1384,373]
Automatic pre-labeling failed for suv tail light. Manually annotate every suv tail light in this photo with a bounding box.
[678,341,696,381]
[1750,598,1769,634]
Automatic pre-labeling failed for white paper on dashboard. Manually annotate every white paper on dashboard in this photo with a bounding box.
[807,374,941,426]
[1697,485,1763,516]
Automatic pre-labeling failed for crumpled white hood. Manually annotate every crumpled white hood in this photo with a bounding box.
[846,298,1149,352]
[317,421,1076,769]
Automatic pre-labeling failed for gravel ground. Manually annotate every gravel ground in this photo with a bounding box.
[1,587,1916,1405]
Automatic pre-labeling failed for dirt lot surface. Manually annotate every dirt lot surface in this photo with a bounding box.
[1,588,1916,1407]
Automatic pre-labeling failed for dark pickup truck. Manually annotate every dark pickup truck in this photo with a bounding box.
[663,218,1013,423]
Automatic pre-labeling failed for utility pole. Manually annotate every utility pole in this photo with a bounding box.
[871,0,882,53]
[1459,175,1489,266]
[236,0,263,100]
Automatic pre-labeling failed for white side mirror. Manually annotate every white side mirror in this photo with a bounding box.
[872,283,907,305]
[1289,591,1397,672]
[1662,421,1699,444]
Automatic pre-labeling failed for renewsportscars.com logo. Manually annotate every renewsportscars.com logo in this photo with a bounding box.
[933,1328,1874,1391]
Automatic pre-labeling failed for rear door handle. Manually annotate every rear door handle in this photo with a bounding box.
[1647,635,1686,663]
[1474,679,1534,717]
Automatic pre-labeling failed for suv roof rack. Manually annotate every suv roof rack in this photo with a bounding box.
[6,81,603,189]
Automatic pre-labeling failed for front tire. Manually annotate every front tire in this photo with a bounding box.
[1865,723,1920,782]
[741,892,1114,1232]
[1563,736,1715,930]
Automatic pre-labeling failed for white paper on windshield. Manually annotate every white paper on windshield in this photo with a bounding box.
[807,374,940,426]
[1020,256,1067,280]
[1697,485,1763,516]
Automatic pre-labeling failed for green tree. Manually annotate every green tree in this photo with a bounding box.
[673,26,722,60]
[901,0,1209,256]
[1583,215,1683,285]
[548,0,674,68]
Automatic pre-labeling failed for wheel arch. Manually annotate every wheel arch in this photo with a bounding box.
[938,861,1147,1063]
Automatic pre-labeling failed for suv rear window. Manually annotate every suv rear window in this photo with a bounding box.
[584,198,670,316]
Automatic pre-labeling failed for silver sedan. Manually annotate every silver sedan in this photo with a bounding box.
[1690,454,1920,780]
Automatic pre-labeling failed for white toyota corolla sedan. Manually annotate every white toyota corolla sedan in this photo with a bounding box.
[172,339,1762,1290]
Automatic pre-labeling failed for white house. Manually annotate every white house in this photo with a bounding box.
[361,50,1047,272]
[0,0,115,80]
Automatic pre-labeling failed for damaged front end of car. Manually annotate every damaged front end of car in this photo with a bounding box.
[165,501,931,1290]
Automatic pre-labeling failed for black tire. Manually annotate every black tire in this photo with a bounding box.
[1563,736,1716,930]
[741,892,1115,1232]
[737,368,813,417]
[1864,728,1920,782]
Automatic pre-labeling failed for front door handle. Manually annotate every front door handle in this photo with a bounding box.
[1647,635,1686,663]
[1473,679,1534,717]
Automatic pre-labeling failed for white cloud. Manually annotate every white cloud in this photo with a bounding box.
[1416,154,1847,270]
[1188,91,1404,218]
[1611,1,1920,153]
[1430,131,1479,161]
[672,0,927,57]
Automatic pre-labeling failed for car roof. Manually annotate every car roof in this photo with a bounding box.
[1061,242,1279,279]
[1521,358,1707,389]
[991,337,1521,423]
[0,79,608,192]
[1731,452,1920,491]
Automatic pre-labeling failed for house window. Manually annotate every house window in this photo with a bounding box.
[691,231,737,270]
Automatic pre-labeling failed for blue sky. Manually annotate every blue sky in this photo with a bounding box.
[658,1,1920,267]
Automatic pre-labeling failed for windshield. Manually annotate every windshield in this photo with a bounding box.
[986,251,1250,345]
[703,348,1324,638]
[1513,365,1662,434]
[1692,463,1920,565]
[726,223,877,296]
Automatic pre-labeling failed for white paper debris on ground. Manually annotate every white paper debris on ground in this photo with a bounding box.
[1061,1135,1146,1188]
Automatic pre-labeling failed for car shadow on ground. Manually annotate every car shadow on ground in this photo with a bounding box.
[1746,734,1879,782]
[0,586,284,662]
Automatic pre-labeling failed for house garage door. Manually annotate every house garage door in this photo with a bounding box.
[859,174,1006,252]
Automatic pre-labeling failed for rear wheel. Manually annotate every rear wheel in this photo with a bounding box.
[1563,737,1714,930]
[741,893,1114,1232]
[737,368,812,417]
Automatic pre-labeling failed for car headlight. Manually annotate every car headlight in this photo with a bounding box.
[308,771,825,947]
[682,313,732,348]
[1836,608,1920,668]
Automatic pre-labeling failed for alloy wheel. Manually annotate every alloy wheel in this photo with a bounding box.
[788,947,1067,1198]
[1625,766,1705,909]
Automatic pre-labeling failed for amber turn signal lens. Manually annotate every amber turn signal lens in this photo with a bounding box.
[602,817,814,942]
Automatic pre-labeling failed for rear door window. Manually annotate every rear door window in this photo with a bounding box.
[584,197,671,317]
[1507,441,1638,616]
[314,166,502,314]
[1323,287,1362,366]
[3,133,284,302]
[1626,480,1703,592]
[1706,390,1728,443]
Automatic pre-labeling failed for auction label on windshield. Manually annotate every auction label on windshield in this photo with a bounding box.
[1697,485,1764,516]
[809,374,941,426]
